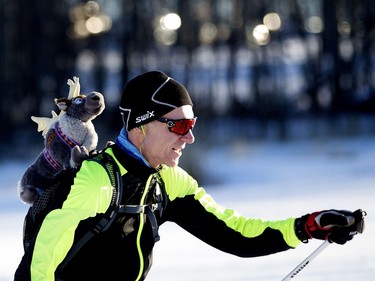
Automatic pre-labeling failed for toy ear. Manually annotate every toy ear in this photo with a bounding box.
[54,98,70,111]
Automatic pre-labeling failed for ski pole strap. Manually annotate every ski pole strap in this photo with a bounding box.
[281,240,330,280]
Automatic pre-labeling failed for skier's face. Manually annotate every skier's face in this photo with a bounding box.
[140,105,195,168]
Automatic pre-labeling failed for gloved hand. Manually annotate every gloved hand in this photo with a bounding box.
[295,209,366,244]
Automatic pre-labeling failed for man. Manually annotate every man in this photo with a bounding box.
[15,71,365,281]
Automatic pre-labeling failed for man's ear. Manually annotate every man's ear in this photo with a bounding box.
[128,126,145,139]
[128,126,146,149]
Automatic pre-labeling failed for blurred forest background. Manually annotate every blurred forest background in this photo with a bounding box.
[1,0,375,159]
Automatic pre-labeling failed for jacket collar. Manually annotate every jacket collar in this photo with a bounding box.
[110,143,157,180]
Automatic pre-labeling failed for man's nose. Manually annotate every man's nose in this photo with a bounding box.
[180,130,195,144]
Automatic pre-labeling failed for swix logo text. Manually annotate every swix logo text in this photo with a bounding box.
[135,111,155,123]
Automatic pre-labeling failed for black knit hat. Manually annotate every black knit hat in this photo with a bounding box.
[119,71,193,131]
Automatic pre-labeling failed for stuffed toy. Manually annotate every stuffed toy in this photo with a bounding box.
[18,77,105,205]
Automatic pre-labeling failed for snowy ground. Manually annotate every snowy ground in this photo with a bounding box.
[1,135,374,280]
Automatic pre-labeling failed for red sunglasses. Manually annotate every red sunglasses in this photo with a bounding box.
[157,117,197,136]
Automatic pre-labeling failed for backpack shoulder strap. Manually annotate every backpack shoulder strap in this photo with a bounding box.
[87,152,123,231]
[58,151,122,269]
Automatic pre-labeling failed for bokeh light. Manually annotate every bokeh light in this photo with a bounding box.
[160,13,181,31]
[253,24,270,45]
[68,1,112,39]
[304,16,324,33]
[263,13,282,31]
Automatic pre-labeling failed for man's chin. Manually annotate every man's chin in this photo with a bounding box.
[170,157,180,167]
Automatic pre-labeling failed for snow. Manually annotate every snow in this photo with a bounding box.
[1,136,374,280]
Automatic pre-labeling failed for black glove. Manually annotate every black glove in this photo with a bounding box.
[295,209,366,245]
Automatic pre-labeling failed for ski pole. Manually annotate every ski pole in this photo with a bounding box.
[281,240,330,280]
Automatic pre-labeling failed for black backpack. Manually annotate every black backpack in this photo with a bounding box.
[22,149,164,270]
[22,152,122,267]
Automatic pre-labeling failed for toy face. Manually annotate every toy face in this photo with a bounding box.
[72,96,84,105]
[56,92,105,122]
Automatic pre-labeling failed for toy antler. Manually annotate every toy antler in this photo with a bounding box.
[31,110,62,137]
[32,76,81,137]
[67,76,80,100]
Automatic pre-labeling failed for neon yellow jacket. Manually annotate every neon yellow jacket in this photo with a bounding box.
[18,145,301,281]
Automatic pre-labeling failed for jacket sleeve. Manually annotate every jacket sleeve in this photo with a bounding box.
[30,160,114,281]
[159,165,301,257]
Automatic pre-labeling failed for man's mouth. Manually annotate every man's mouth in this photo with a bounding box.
[173,148,182,155]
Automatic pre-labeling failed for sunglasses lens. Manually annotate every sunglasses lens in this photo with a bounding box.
[171,118,196,135]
